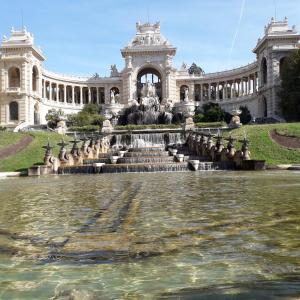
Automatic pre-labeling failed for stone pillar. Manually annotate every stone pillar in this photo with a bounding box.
[63,85,66,103]
[56,84,59,101]
[200,84,203,101]
[49,82,52,101]
[43,80,46,98]
[96,87,99,104]
[208,83,211,101]
[72,86,75,104]
[80,87,83,105]
[105,85,110,103]
[189,83,195,101]
[241,79,244,96]
[230,82,234,98]
[88,87,91,103]
[247,77,250,94]
[216,83,219,101]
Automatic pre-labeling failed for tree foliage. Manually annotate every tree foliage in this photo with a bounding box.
[239,105,252,124]
[67,104,105,127]
[279,49,300,121]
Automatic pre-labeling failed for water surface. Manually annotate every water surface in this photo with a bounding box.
[0,171,300,299]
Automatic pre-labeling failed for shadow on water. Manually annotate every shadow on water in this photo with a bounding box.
[158,274,300,300]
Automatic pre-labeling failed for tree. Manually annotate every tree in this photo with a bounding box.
[201,102,225,122]
[279,49,300,121]
[239,105,252,124]
[67,104,105,127]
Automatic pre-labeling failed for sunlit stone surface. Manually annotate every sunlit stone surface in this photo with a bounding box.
[0,171,300,299]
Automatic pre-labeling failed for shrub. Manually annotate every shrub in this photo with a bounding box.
[239,105,252,124]
[194,113,204,123]
[0,126,7,131]
[201,102,225,122]
[68,125,100,132]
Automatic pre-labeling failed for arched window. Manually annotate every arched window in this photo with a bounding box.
[32,66,39,91]
[279,57,287,79]
[261,57,268,85]
[9,102,19,121]
[8,67,20,88]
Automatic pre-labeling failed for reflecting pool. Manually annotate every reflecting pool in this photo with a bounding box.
[0,171,300,299]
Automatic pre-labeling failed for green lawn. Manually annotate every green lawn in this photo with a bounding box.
[227,123,300,166]
[0,132,72,172]
[0,132,25,150]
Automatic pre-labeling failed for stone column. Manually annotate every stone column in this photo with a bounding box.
[105,85,110,104]
[216,83,219,101]
[189,83,195,101]
[96,87,99,104]
[80,87,83,105]
[208,83,211,101]
[248,76,251,95]
[63,85,66,103]
[49,82,52,101]
[88,87,91,103]
[72,86,75,104]
[200,84,203,101]
[43,80,46,98]
[230,82,234,98]
[56,84,59,101]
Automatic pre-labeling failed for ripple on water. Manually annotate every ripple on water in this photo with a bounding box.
[0,171,300,299]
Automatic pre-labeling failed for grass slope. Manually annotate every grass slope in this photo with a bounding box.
[0,132,72,172]
[228,123,300,165]
[0,132,24,150]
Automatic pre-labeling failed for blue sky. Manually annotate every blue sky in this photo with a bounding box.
[0,0,299,76]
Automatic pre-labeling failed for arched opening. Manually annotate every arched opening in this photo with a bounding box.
[261,57,268,86]
[110,87,120,103]
[8,67,20,88]
[137,68,162,102]
[32,66,38,91]
[9,101,19,121]
[279,57,287,79]
[180,85,189,101]
[262,97,267,118]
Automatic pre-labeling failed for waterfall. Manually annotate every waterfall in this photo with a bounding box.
[112,132,183,149]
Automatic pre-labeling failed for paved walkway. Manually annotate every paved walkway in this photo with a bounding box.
[0,135,34,160]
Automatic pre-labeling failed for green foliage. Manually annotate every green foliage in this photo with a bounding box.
[68,125,100,132]
[193,113,204,123]
[239,105,252,124]
[45,109,66,129]
[81,103,101,115]
[0,126,7,131]
[195,121,227,128]
[67,104,105,128]
[279,49,300,121]
[201,102,225,122]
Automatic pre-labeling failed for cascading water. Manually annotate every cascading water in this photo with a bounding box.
[112,132,183,149]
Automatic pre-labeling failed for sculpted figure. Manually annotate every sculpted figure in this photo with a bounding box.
[110,90,116,104]
[184,87,189,102]
[100,136,110,154]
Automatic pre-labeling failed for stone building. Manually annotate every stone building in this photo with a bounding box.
[0,18,299,128]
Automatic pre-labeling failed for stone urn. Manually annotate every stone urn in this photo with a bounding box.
[229,109,242,128]
[110,156,119,164]
[176,154,185,162]
[188,160,200,171]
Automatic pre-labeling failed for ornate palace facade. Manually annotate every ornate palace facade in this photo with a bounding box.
[0,18,299,127]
